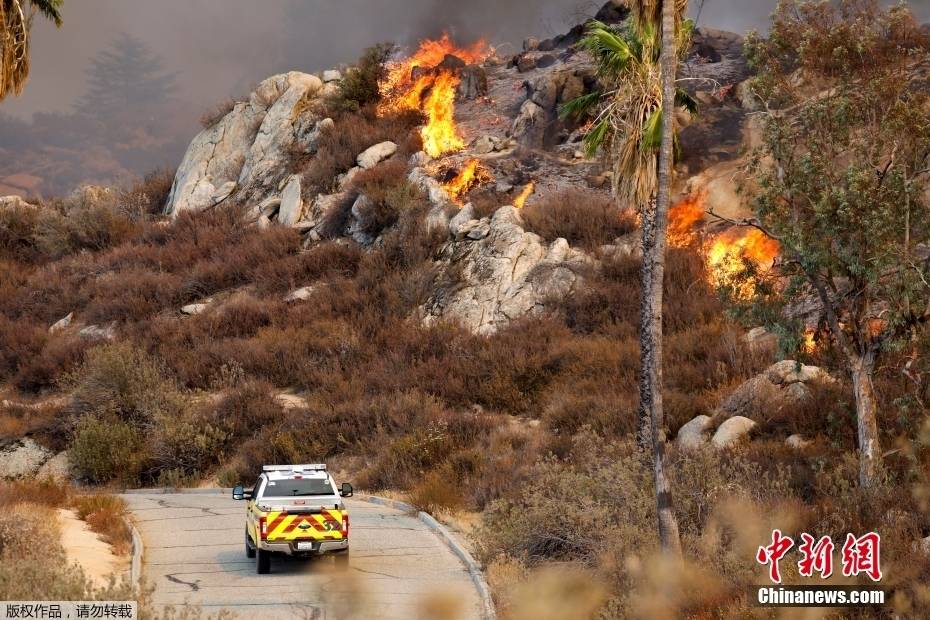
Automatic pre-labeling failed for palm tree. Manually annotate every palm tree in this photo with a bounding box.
[1,0,63,101]
[646,0,687,559]
[563,1,690,557]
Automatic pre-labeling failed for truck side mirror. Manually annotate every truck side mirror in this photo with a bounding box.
[340,482,353,498]
[232,485,246,501]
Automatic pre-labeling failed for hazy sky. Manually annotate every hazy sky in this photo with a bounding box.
[3,0,929,121]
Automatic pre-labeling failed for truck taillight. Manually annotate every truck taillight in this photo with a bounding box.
[259,516,268,540]
[341,514,349,537]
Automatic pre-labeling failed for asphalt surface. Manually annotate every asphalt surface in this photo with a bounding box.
[123,493,483,619]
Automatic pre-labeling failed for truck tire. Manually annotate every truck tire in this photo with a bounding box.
[256,548,271,574]
[245,530,256,559]
[334,551,349,571]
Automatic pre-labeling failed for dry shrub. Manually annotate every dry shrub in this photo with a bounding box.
[0,315,46,383]
[200,97,238,128]
[250,241,362,296]
[0,479,69,509]
[520,189,636,252]
[205,379,283,443]
[409,467,467,513]
[297,107,421,196]
[35,199,142,260]
[316,191,359,239]
[14,334,90,394]
[0,504,95,600]
[71,494,132,554]
[69,342,184,425]
[469,191,507,220]
[118,168,176,219]
[502,566,608,620]
[0,204,42,263]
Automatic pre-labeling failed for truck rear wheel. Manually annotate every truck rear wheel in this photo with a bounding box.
[245,530,256,559]
[334,551,349,571]
[256,548,271,574]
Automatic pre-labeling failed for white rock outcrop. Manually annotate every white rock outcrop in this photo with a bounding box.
[676,415,713,451]
[49,312,74,334]
[0,195,35,210]
[356,141,398,169]
[165,72,324,217]
[181,303,210,316]
[0,439,53,479]
[277,175,304,226]
[718,360,832,421]
[711,416,757,449]
[423,206,589,334]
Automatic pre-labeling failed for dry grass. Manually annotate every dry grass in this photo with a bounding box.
[71,494,133,555]
[199,98,239,129]
[0,479,69,508]
[520,189,637,252]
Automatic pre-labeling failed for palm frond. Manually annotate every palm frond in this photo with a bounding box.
[1,0,31,100]
[28,0,63,27]
[559,91,600,120]
[641,108,662,151]
[580,20,635,77]
[582,118,610,157]
[676,88,698,115]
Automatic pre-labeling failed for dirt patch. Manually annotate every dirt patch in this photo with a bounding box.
[57,508,127,588]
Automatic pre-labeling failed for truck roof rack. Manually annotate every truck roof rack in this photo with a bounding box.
[262,464,327,472]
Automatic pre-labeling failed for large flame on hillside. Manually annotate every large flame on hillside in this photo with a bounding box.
[668,192,781,297]
[380,34,490,159]
[668,191,706,247]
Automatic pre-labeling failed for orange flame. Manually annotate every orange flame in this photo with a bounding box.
[381,34,488,102]
[421,71,466,158]
[380,35,490,159]
[668,191,781,297]
[443,158,492,201]
[513,182,536,209]
[668,191,706,247]
[802,328,817,354]
[706,228,781,297]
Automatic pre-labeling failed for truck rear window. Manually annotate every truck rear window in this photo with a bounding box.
[265,478,333,497]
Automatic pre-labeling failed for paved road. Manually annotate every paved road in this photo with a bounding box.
[124,493,483,619]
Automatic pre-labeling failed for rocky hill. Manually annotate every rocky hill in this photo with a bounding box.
[3,1,929,616]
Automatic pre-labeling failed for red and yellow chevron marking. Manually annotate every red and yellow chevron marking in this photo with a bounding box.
[263,509,345,542]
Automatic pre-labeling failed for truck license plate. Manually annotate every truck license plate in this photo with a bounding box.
[297,542,314,551]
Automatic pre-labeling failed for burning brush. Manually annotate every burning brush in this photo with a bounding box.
[441,158,494,201]
[668,191,781,297]
[513,182,536,209]
[379,34,491,159]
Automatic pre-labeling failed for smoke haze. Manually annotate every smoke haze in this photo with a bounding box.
[1,0,928,195]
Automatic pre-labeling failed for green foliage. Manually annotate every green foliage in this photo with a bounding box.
[562,17,693,206]
[333,42,397,111]
[70,416,147,484]
[27,0,63,26]
[739,0,930,363]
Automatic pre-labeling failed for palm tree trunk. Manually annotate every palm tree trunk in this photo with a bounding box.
[638,0,683,557]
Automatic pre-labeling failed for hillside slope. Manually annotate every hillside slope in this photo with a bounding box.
[2,2,930,616]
